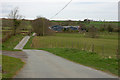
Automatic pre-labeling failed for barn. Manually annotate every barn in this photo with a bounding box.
[50,25,79,32]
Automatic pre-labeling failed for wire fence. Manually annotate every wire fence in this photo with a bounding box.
[32,37,118,58]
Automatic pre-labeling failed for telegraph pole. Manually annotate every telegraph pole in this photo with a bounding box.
[42,18,44,36]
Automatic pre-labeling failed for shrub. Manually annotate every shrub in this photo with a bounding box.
[32,17,54,36]
[2,32,13,42]
[88,26,98,38]
[107,25,113,32]
[99,26,105,32]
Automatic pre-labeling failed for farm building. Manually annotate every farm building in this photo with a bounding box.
[49,25,64,32]
[50,25,79,32]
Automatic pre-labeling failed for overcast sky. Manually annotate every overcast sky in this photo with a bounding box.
[0,0,119,21]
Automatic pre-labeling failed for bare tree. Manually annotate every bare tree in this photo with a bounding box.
[8,7,23,35]
[32,16,53,36]
[8,7,23,19]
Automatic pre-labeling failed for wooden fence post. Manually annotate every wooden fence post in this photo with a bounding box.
[55,40,57,48]
[116,48,119,59]
[54,41,55,48]
[48,40,51,48]
[65,41,67,48]
[77,42,79,49]
[61,40,62,48]
[102,45,104,57]
[92,44,94,52]
[31,43,33,48]
[51,40,53,48]
[56,40,58,48]
[72,41,73,48]
[84,43,86,51]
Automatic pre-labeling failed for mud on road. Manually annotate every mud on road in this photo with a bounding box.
[2,51,28,62]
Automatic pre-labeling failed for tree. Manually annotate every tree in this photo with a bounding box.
[8,7,23,35]
[107,24,113,32]
[88,26,98,38]
[84,19,91,24]
[99,26,105,32]
[32,16,53,36]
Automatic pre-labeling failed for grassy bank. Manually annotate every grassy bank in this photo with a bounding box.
[2,34,24,51]
[2,55,24,78]
[40,48,118,76]
[0,55,2,79]
[24,36,34,49]
[2,33,26,78]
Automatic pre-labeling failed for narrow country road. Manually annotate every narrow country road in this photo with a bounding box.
[14,35,117,78]
[15,50,116,78]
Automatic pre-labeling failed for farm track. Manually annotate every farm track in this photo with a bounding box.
[14,36,30,50]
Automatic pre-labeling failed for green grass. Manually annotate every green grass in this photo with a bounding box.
[2,30,12,32]
[24,36,34,49]
[23,32,118,76]
[2,34,24,51]
[25,33,118,57]
[2,55,24,78]
[55,32,118,40]
[0,33,2,38]
[85,21,118,28]
[0,55,2,65]
[40,48,118,76]
[0,55,1,80]
[1,33,25,78]
[51,21,118,28]
[2,27,12,30]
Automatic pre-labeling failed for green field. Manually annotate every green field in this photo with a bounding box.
[25,33,118,58]
[51,20,118,28]
[2,55,24,78]
[85,21,118,28]
[40,48,118,76]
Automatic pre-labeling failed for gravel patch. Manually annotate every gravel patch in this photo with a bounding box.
[2,51,28,62]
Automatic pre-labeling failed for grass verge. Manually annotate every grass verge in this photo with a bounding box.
[40,48,118,76]
[24,36,34,49]
[2,55,24,78]
[2,34,24,51]
[0,55,2,79]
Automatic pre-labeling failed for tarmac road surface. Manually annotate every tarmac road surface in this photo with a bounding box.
[15,49,117,78]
